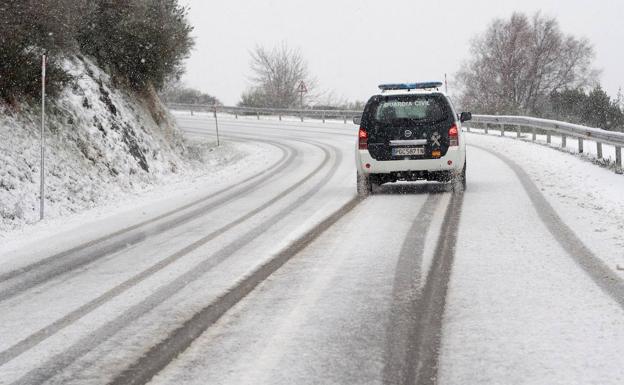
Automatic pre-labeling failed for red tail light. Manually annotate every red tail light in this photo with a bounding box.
[449,124,459,146]
[358,127,368,150]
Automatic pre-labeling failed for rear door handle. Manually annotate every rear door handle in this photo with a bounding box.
[389,139,427,146]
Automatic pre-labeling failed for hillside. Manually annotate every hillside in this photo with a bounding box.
[0,56,204,232]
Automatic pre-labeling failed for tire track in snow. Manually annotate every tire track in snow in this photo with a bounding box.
[108,197,361,385]
[9,140,343,385]
[382,193,443,384]
[470,144,624,310]
[0,138,323,367]
[383,190,464,385]
[0,138,293,302]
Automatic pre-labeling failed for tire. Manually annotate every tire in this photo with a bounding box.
[452,163,467,192]
[371,181,382,194]
[357,172,372,197]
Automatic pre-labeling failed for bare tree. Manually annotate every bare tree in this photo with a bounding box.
[456,12,598,115]
[241,42,316,108]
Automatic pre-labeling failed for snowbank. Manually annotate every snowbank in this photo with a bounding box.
[0,56,222,234]
[466,133,624,271]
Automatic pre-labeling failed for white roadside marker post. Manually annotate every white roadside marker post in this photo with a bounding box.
[40,54,46,220]
[213,104,220,147]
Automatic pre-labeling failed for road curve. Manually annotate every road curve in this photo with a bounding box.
[1,116,622,385]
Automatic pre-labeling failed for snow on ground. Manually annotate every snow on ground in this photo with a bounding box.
[466,132,624,273]
[439,144,624,385]
[148,195,435,385]
[0,118,358,385]
[0,137,276,272]
[0,56,204,234]
[4,105,624,383]
[467,126,621,170]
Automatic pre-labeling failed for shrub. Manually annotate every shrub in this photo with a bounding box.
[0,0,193,104]
[78,0,194,91]
[160,84,221,105]
[0,0,82,103]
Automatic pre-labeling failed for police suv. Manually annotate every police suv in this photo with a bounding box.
[355,82,470,195]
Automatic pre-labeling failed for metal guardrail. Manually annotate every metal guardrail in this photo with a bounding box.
[167,103,362,124]
[168,103,623,172]
[467,115,623,172]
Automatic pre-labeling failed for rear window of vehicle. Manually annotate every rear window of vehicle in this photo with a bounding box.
[373,95,448,123]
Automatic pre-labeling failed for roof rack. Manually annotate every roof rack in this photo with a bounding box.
[378,82,443,92]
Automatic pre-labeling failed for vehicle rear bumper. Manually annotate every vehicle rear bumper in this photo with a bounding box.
[356,147,465,174]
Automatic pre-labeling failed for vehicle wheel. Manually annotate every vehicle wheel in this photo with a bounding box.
[452,163,467,192]
[371,180,382,194]
[357,172,372,197]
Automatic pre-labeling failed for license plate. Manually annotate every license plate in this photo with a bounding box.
[392,147,424,156]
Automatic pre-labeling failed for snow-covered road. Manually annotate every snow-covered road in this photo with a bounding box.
[1,115,623,385]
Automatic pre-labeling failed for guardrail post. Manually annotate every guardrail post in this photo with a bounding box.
[532,128,536,141]
[562,135,567,148]
[516,126,521,138]
[597,142,603,159]
[484,123,489,134]
[343,115,347,124]
[190,106,193,116]
[322,111,325,123]
[547,133,551,144]
[616,146,622,171]
[578,138,584,154]
[279,113,282,121]
[256,112,260,120]
[500,124,505,137]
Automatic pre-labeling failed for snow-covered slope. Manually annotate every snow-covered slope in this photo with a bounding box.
[0,56,203,233]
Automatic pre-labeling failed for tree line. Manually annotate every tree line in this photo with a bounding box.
[237,14,623,132]
[0,0,193,105]
[547,87,624,130]
[456,12,623,131]
[5,3,620,131]
[159,80,221,106]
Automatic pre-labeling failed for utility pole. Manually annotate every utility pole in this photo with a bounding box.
[40,54,46,220]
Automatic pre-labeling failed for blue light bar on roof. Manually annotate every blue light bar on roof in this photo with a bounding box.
[378,82,443,91]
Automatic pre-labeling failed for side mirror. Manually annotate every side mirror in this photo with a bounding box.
[353,116,361,125]
[460,112,472,123]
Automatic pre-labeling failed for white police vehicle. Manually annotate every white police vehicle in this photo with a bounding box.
[354,82,470,195]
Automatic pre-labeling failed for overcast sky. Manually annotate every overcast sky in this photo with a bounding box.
[179,0,623,106]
